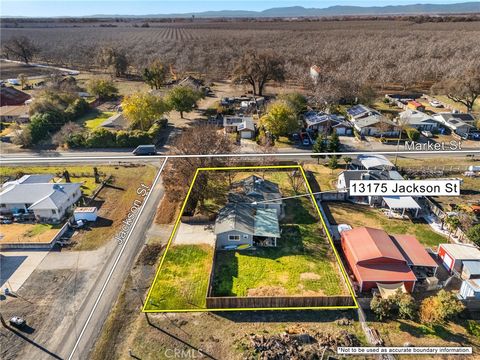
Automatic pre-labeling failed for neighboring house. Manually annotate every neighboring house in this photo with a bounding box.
[303,111,352,135]
[432,112,475,136]
[347,105,397,136]
[101,113,128,130]
[0,105,30,123]
[438,243,480,273]
[310,65,321,83]
[0,86,31,106]
[352,114,396,136]
[341,227,420,293]
[351,154,396,171]
[214,203,281,250]
[336,168,421,217]
[0,175,82,223]
[433,112,476,126]
[236,117,256,139]
[398,110,439,131]
[223,116,255,138]
[231,175,284,218]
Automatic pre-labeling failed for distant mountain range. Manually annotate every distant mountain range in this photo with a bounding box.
[86,2,480,18]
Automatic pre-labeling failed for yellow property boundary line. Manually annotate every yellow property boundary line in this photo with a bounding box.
[142,165,359,312]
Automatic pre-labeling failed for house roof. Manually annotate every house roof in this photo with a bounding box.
[433,112,476,124]
[233,175,282,204]
[0,86,31,106]
[391,234,438,267]
[399,110,438,126]
[0,182,81,210]
[383,196,421,210]
[215,203,255,235]
[0,104,29,117]
[440,244,480,261]
[2,174,54,188]
[462,261,480,276]
[223,116,245,127]
[238,117,255,132]
[353,114,392,129]
[101,113,127,129]
[342,227,406,264]
[347,104,377,119]
[214,203,280,238]
[254,208,280,238]
[355,154,395,170]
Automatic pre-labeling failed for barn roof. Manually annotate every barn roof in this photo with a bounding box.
[341,227,405,264]
[391,234,438,267]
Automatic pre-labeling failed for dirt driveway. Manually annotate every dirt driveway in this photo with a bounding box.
[173,222,215,246]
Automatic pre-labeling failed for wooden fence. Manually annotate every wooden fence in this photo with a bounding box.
[205,295,355,309]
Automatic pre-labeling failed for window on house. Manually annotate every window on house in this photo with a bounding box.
[0,204,5,208]
[51,209,56,214]
[228,235,240,241]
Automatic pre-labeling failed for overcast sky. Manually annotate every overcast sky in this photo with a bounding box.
[0,0,469,17]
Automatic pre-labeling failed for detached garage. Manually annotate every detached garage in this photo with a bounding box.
[438,244,480,273]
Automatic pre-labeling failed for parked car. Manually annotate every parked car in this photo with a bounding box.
[132,145,157,156]
[9,316,26,328]
[429,100,443,108]
[421,130,433,138]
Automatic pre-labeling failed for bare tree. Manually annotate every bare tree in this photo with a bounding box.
[432,67,480,112]
[3,36,38,64]
[232,50,285,96]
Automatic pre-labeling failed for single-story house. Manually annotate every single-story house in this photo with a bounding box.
[461,261,480,280]
[236,117,256,139]
[0,105,30,123]
[0,86,31,106]
[341,227,418,293]
[433,112,476,126]
[398,110,439,131]
[0,175,82,223]
[351,154,396,171]
[223,116,255,138]
[459,278,480,300]
[214,203,280,250]
[438,243,480,273]
[351,114,396,136]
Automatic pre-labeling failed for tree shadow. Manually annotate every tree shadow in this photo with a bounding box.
[398,320,471,345]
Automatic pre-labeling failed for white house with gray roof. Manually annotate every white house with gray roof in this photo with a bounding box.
[214,175,283,250]
[0,175,82,222]
[398,109,440,131]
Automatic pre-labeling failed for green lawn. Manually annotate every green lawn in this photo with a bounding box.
[25,223,62,237]
[212,196,348,297]
[145,244,214,311]
[78,110,115,130]
[326,202,446,248]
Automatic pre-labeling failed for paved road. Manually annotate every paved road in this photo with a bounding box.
[54,159,167,360]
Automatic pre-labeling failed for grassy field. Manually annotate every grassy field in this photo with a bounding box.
[372,318,480,359]
[0,223,62,244]
[325,202,446,247]
[303,163,344,191]
[212,196,348,297]
[144,244,214,311]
